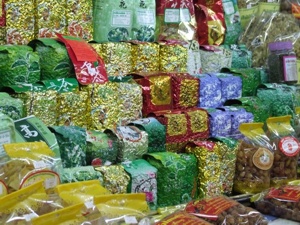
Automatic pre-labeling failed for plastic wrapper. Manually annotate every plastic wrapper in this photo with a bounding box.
[114,125,148,162]
[194,0,226,45]
[0,112,16,163]
[91,42,132,77]
[94,193,150,225]
[49,125,87,168]
[36,0,66,38]
[5,0,35,44]
[185,195,268,225]
[221,67,261,97]
[132,73,172,116]
[28,38,74,80]
[1,142,62,194]
[200,45,232,73]
[206,108,232,137]
[122,159,158,210]
[129,117,166,153]
[239,11,300,67]
[159,41,188,73]
[0,92,24,120]
[131,41,160,73]
[275,31,300,59]
[224,96,272,123]
[60,166,103,184]
[223,44,252,68]
[266,115,300,187]
[55,180,110,206]
[94,165,130,194]
[252,184,300,222]
[155,211,213,225]
[86,130,118,165]
[0,45,40,89]
[66,0,93,41]
[0,181,64,225]
[171,73,199,109]
[144,152,198,208]
[194,74,222,108]
[233,123,275,194]
[155,0,197,41]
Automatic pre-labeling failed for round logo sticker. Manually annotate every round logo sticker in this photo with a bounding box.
[279,137,300,157]
[253,148,274,170]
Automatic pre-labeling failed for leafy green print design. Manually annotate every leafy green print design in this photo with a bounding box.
[11,52,40,84]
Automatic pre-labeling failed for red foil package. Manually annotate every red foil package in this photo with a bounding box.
[132,72,173,116]
[194,0,226,45]
[185,107,209,140]
[56,33,108,85]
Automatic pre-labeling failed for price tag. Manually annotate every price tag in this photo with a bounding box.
[33,160,47,169]
[124,216,138,224]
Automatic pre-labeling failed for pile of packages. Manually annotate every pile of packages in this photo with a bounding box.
[1,0,300,224]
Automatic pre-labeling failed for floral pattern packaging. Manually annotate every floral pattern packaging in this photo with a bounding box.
[0,92,24,120]
[194,0,226,45]
[36,0,66,38]
[171,73,199,109]
[5,0,35,44]
[122,159,158,210]
[66,0,93,41]
[132,72,172,116]
[266,116,300,187]
[155,0,197,41]
[233,122,274,194]
[185,107,210,140]
[206,108,232,137]
[144,152,198,208]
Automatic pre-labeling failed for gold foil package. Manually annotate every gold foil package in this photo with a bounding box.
[91,42,133,77]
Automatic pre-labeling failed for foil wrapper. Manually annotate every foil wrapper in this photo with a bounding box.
[5,0,35,44]
[91,42,132,77]
[207,108,232,137]
[129,117,166,153]
[115,126,149,163]
[186,141,223,198]
[171,73,199,109]
[66,0,93,40]
[133,73,172,116]
[145,152,198,208]
[36,0,66,38]
[186,108,209,140]
[165,141,188,153]
[94,165,130,194]
[57,90,90,128]
[0,92,24,120]
[131,42,160,73]
[159,42,188,73]
[122,159,158,210]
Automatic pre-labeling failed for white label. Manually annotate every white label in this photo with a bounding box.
[0,130,11,153]
[165,9,180,23]
[180,8,191,22]
[24,213,38,221]
[223,1,235,14]
[45,177,58,189]
[124,215,138,224]
[84,200,95,209]
[247,3,252,8]
[136,9,155,25]
[33,160,47,169]
[283,56,298,82]
[112,10,132,27]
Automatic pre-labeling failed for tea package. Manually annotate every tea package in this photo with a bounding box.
[0,112,16,162]
[0,92,24,120]
[156,211,213,225]
[233,123,274,194]
[223,44,252,68]
[206,108,232,138]
[60,166,103,184]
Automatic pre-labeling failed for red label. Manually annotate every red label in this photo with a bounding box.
[194,140,216,151]
[279,136,300,157]
[266,186,300,201]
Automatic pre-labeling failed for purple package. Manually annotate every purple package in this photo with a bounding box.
[207,108,232,138]
[209,73,242,105]
[219,106,254,139]
[195,74,222,108]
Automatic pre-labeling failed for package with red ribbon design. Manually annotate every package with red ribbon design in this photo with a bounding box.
[56,33,108,85]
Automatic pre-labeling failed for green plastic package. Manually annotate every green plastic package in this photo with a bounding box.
[0,112,16,162]
[0,92,24,120]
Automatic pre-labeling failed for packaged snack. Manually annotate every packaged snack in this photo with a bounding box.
[266,116,300,187]
[233,123,274,194]
[155,211,213,225]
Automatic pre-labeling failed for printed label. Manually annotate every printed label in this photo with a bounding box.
[239,6,258,28]
[279,136,300,157]
[112,10,132,27]
[84,200,95,209]
[124,216,138,224]
[136,9,155,25]
[257,2,280,15]
[24,213,38,222]
[33,160,47,169]
[180,8,191,22]
[223,1,235,15]
[283,56,298,82]
[0,180,7,197]
[20,170,60,190]
[165,8,180,23]
[266,185,300,201]
[0,130,11,153]
[252,148,274,170]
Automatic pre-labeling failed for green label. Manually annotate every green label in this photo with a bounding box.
[257,2,279,16]
[239,6,258,29]
[42,78,78,93]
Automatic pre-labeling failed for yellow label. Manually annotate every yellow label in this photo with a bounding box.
[253,147,274,170]
[239,122,265,138]
[266,115,292,134]
[257,2,280,16]
[239,6,258,29]
[149,75,172,106]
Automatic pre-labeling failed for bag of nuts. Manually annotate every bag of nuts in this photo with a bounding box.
[266,115,300,187]
[185,195,268,225]
[233,122,275,194]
